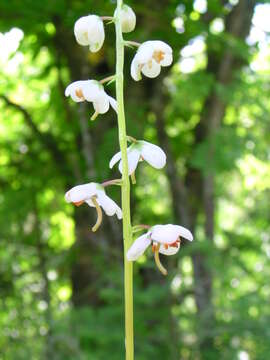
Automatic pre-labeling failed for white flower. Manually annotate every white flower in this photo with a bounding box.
[127,224,193,275]
[109,140,166,175]
[65,80,117,120]
[114,5,136,33]
[127,224,193,260]
[131,40,173,81]
[74,15,105,52]
[65,183,122,231]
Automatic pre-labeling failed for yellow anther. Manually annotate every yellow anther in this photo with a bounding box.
[153,51,165,64]
[75,88,84,99]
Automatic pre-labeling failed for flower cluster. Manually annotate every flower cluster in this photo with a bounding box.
[64,3,193,275]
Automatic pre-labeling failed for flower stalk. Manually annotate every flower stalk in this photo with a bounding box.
[101,178,122,187]
[99,75,116,85]
[124,40,141,48]
[115,1,134,359]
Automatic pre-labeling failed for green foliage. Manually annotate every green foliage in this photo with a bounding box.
[0,0,270,359]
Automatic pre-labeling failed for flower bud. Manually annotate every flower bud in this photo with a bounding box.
[74,15,105,52]
[115,5,136,33]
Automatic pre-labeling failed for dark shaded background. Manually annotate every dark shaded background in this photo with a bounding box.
[0,0,270,359]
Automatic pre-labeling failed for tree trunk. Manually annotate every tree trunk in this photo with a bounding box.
[147,1,255,357]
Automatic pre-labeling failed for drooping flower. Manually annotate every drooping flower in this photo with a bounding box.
[127,224,193,275]
[131,40,173,81]
[74,15,105,52]
[65,183,122,232]
[65,80,117,120]
[114,5,136,33]
[109,140,166,175]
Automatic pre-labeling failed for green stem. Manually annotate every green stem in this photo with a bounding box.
[115,2,134,360]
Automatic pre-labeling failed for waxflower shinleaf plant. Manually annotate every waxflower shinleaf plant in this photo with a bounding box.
[63,3,193,359]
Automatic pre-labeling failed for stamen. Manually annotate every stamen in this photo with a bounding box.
[75,88,84,99]
[91,111,99,121]
[164,244,169,250]
[154,244,168,276]
[131,171,136,185]
[73,200,84,207]
[91,196,103,232]
[153,51,165,64]
[152,244,157,253]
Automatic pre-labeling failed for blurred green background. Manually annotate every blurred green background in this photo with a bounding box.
[0,0,270,359]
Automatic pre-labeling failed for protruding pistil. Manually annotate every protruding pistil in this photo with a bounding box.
[91,196,103,232]
[154,243,168,276]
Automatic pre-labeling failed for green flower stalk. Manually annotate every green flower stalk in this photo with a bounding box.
[115,1,134,358]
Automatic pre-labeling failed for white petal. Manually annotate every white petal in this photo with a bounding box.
[159,244,180,256]
[93,93,110,114]
[120,5,136,33]
[65,183,98,203]
[119,146,141,175]
[85,198,95,207]
[108,96,118,113]
[141,141,166,169]
[96,190,122,218]
[74,16,92,46]
[131,57,141,81]
[126,233,151,261]
[152,40,172,55]
[109,151,122,169]
[88,18,105,52]
[65,81,85,102]
[141,60,161,78]
[160,52,173,67]
[82,81,102,102]
[136,42,154,63]
[116,206,123,220]
[178,226,193,241]
[151,224,193,244]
